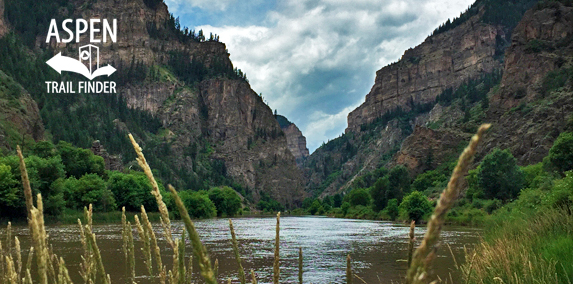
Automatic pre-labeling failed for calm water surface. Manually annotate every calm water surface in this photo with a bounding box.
[6,216,480,283]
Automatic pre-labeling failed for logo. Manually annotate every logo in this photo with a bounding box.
[44,19,118,94]
[47,44,116,80]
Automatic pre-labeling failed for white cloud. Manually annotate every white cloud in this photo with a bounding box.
[193,0,475,152]
[164,0,236,12]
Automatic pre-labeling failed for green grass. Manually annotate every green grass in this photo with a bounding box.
[464,208,573,284]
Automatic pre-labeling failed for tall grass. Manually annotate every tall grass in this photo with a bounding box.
[0,125,496,284]
[462,208,573,284]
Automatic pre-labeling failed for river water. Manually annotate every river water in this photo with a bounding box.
[6,216,480,283]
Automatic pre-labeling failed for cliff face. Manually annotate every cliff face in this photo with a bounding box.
[495,2,573,108]
[346,8,505,132]
[281,123,309,167]
[0,71,44,150]
[0,0,7,36]
[29,0,304,205]
[305,1,573,197]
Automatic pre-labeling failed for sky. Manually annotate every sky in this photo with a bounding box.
[163,0,476,153]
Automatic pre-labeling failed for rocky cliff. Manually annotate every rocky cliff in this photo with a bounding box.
[0,0,304,205]
[0,71,44,150]
[275,115,309,167]
[304,0,573,197]
[346,6,505,132]
[0,0,7,36]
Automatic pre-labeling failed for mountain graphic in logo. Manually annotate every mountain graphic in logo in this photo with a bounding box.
[46,44,116,80]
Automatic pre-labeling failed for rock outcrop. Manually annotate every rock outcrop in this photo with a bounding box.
[346,8,505,132]
[35,0,305,205]
[91,140,123,171]
[0,0,8,36]
[275,115,309,167]
[0,71,44,150]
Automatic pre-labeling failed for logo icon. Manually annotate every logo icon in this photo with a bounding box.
[46,44,116,80]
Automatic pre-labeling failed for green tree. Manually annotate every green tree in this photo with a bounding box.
[548,132,573,174]
[370,177,390,211]
[57,141,105,178]
[308,200,322,215]
[345,188,371,207]
[412,170,447,192]
[179,190,217,218]
[59,174,116,212]
[388,165,411,200]
[208,186,241,217]
[30,141,57,158]
[400,191,432,223]
[341,202,351,215]
[478,148,525,201]
[0,164,24,217]
[333,193,342,208]
[386,198,400,221]
[107,171,158,212]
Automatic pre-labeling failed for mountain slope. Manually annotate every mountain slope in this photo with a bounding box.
[303,0,573,198]
[0,0,304,206]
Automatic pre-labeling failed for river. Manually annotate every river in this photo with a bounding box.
[6,216,480,283]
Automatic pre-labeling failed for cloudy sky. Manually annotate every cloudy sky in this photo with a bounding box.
[164,0,475,153]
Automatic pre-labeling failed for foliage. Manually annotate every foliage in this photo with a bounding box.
[370,176,391,211]
[549,132,573,174]
[4,0,72,47]
[208,186,242,217]
[256,191,284,213]
[107,171,159,212]
[308,200,323,215]
[0,164,24,217]
[385,199,400,221]
[54,174,116,212]
[57,141,105,178]
[435,71,502,106]
[540,67,572,97]
[412,170,447,192]
[478,148,525,201]
[178,190,217,219]
[400,191,432,223]
[345,188,371,207]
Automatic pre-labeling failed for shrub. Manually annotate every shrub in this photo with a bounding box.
[308,200,322,215]
[548,132,573,174]
[341,202,351,215]
[208,186,242,217]
[0,164,24,217]
[57,174,116,212]
[545,172,573,210]
[107,171,158,212]
[400,191,432,223]
[385,198,399,221]
[179,190,217,218]
[345,188,371,207]
[370,176,390,211]
[478,148,525,201]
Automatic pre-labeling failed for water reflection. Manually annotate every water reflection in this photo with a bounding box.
[4,216,480,283]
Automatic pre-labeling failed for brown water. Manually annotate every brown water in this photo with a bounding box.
[4,216,480,283]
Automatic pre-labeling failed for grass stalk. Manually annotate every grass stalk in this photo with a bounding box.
[141,205,163,275]
[85,223,110,284]
[127,221,136,280]
[178,231,186,284]
[16,146,33,219]
[129,134,174,248]
[273,212,280,284]
[15,237,21,279]
[346,254,352,284]
[299,247,303,284]
[407,220,415,269]
[406,124,491,284]
[134,214,152,275]
[250,269,258,284]
[214,258,218,279]
[229,219,246,284]
[166,184,217,284]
